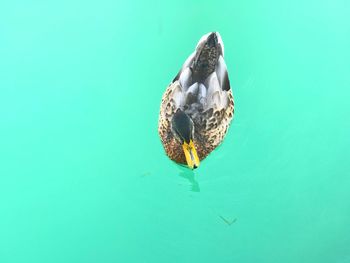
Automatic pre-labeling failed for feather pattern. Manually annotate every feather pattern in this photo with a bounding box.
[158,32,234,165]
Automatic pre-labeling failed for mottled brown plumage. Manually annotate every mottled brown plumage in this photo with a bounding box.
[158,32,234,167]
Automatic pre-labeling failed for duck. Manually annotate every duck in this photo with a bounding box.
[158,32,234,169]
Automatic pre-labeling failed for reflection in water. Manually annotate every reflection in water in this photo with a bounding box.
[178,167,200,192]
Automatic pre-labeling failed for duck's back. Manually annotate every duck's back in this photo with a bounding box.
[174,33,234,149]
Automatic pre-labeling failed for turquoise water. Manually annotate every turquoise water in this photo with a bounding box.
[1,1,350,262]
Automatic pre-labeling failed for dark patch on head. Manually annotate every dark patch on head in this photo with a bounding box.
[171,109,193,143]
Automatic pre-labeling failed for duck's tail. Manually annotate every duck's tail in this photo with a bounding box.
[192,32,223,83]
[172,32,231,111]
[174,32,230,92]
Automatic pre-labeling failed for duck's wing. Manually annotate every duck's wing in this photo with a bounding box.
[173,52,195,84]
[173,32,234,154]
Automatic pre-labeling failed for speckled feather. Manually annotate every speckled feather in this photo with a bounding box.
[158,32,234,165]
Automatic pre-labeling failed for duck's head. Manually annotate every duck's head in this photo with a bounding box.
[171,109,200,169]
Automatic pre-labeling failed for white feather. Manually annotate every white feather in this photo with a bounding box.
[172,82,184,107]
[186,82,199,95]
[179,67,192,90]
[216,56,227,90]
[196,32,211,51]
[198,83,207,105]
[205,72,220,98]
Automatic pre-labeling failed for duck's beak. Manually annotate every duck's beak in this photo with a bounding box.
[182,140,200,169]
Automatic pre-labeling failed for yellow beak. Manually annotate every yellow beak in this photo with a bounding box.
[182,140,200,169]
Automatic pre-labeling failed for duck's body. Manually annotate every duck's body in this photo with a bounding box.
[158,32,234,168]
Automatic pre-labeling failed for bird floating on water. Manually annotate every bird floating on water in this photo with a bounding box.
[158,32,234,169]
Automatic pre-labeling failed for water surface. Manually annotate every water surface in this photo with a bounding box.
[0,0,349,262]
